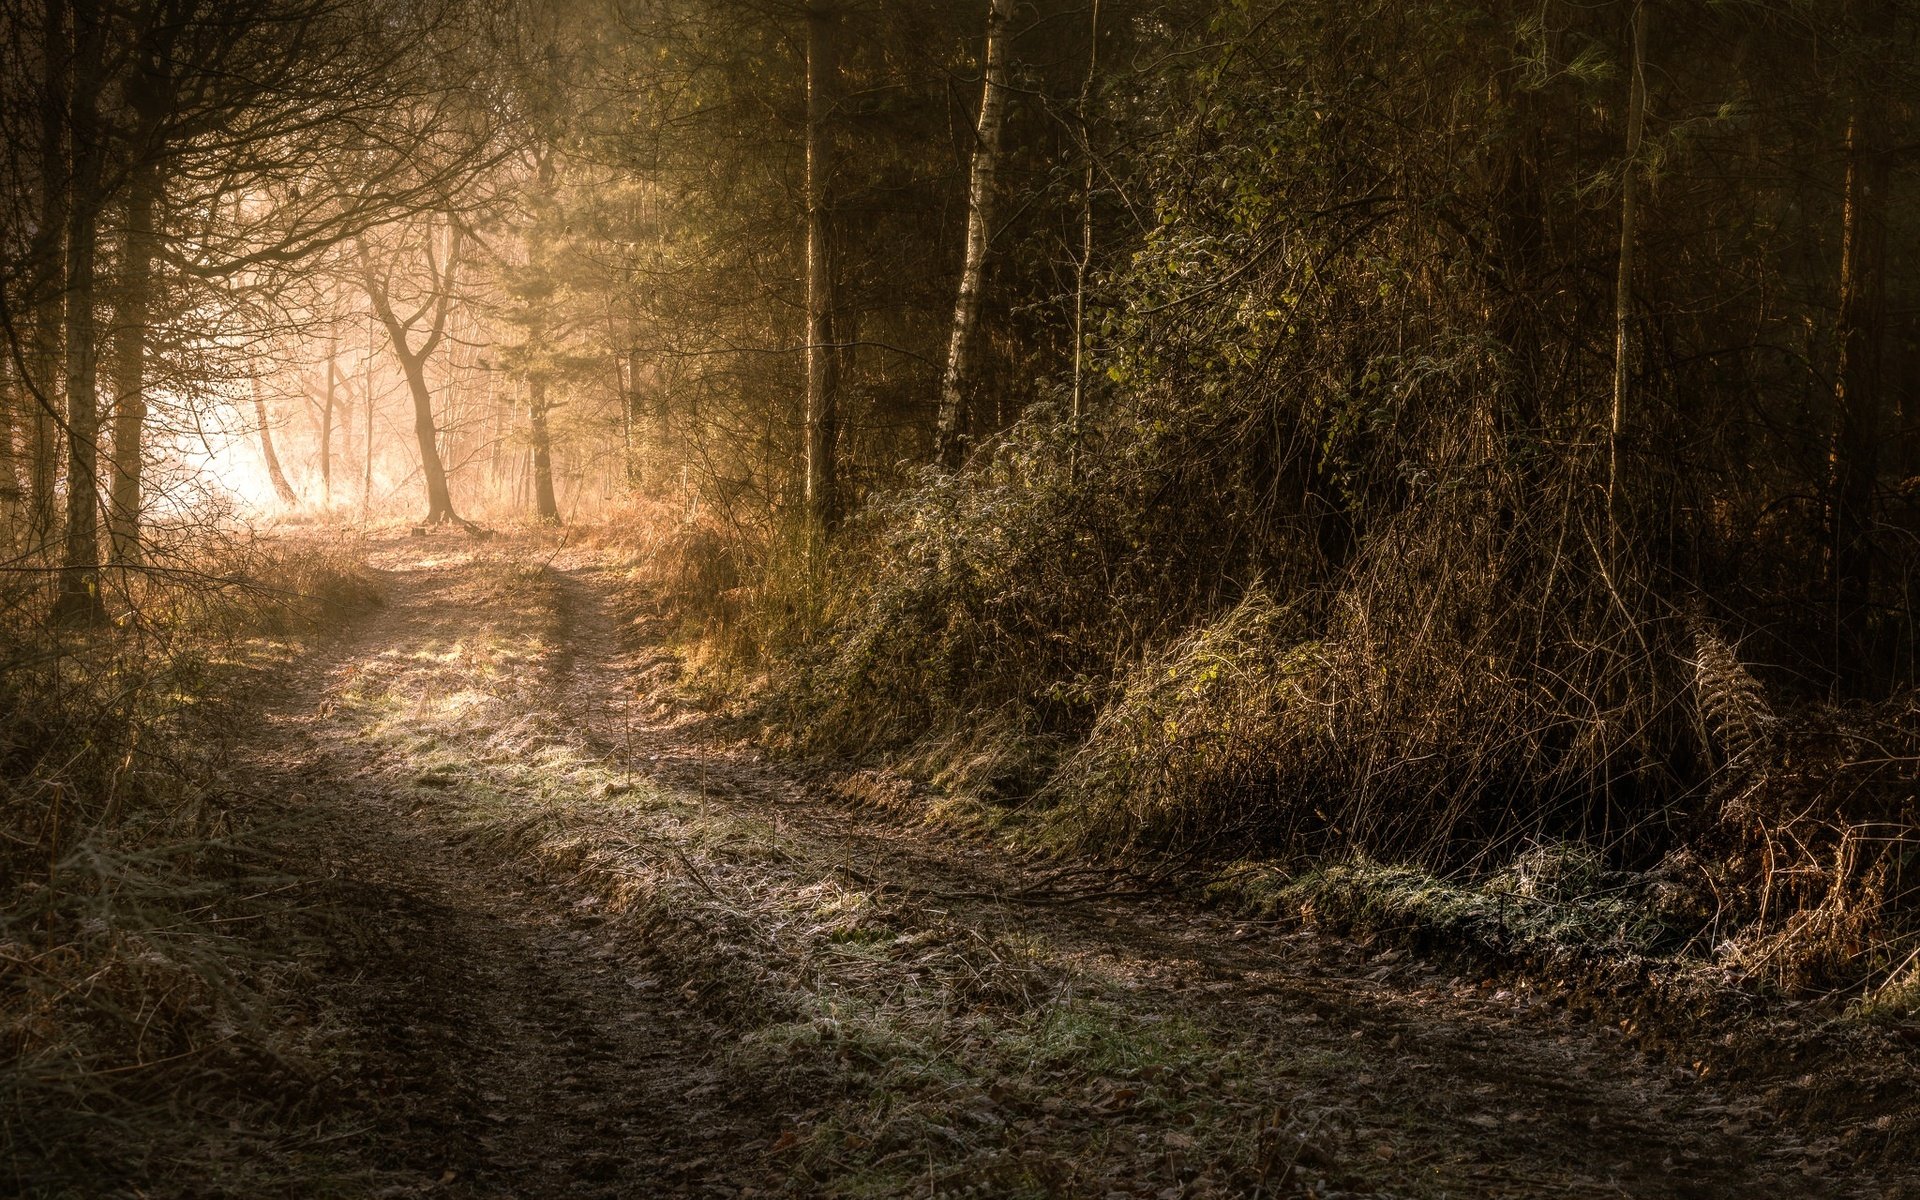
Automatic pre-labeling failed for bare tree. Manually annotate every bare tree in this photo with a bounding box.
[358,214,470,528]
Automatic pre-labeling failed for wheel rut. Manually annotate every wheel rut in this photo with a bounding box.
[249,545,778,1198]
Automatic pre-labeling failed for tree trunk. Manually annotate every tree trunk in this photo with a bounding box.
[529,376,559,523]
[1606,0,1647,536]
[934,0,1014,470]
[638,349,668,497]
[397,351,454,521]
[321,355,338,506]
[621,352,652,492]
[1071,0,1099,430]
[251,378,299,507]
[363,318,375,519]
[1830,0,1894,685]
[487,367,508,497]
[803,0,839,532]
[108,167,158,565]
[0,359,22,544]
[1489,18,1545,439]
[616,348,635,487]
[49,0,105,626]
[28,0,71,550]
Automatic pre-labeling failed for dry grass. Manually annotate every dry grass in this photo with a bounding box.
[604,399,1920,1015]
[0,531,384,1195]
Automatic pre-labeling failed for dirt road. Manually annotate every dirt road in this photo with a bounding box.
[237,538,1909,1198]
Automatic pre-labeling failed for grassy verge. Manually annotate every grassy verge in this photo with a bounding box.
[0,532,385,1197]
[608,480,1920,1023]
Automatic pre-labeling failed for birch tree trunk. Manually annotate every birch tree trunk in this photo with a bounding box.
[804,0,839,532]
[934,0,1014,470]
[1071,0,1099,429]
[395,347,455,521]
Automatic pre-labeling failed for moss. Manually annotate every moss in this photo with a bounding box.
[1849,958,1920,1024]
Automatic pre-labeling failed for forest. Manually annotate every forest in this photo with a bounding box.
[2,0,1918,1195]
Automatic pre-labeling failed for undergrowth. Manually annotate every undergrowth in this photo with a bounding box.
[583,27,1920,1007]
[612,387,1920,1018]
[0,531,383,1196]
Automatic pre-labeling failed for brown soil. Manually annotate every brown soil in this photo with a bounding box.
[230,535,1915,1199]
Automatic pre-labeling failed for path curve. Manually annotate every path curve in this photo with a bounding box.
[240,537,1904,1199]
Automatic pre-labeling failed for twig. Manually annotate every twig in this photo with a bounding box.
[670,845,724,902]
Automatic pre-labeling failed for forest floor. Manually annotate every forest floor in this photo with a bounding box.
[215,533,1914,1199]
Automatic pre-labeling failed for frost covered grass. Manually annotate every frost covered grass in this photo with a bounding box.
[0,533,383,1196]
